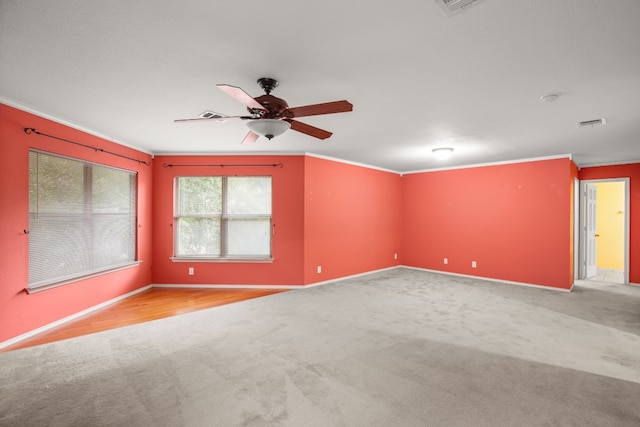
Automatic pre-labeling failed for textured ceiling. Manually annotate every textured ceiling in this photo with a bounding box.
[2,0,640,172]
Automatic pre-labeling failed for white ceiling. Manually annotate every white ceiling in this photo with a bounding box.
[2,0,640,173]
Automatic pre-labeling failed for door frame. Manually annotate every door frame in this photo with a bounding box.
[577,178,630,284]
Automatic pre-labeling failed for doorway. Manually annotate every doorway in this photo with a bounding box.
[578,178,629,284]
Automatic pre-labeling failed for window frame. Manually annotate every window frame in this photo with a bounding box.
[172,175,273,263]
[27,150,139,293]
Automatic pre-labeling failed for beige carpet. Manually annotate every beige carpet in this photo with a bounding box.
[1,268,639,426]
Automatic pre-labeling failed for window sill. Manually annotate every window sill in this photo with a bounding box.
[170,257,274,264]
[26,261,142,294]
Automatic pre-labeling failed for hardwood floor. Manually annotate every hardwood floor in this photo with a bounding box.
[1,288,286,353]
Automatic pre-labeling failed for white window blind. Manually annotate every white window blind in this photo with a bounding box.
[28,151,137,290]
[174,176,272,259]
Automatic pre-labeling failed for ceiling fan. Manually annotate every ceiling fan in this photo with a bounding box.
[174,78,353,143]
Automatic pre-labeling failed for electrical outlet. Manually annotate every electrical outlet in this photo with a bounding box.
[444,258,448,264]
[471,261,477,268]
[317,265,322,274]
[188,267,194,275]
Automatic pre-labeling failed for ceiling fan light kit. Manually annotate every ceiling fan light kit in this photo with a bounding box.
[247,119,291,140]
[175,77,353,143]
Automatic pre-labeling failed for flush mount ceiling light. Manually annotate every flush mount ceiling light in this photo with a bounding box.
[433,147,454,160]
[540,93,560,102]
[246,119,291,140]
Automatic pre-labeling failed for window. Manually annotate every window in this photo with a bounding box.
[28,151,137,291]
[174,176,272,260]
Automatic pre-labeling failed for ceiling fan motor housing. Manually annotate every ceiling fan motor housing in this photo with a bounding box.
[251,94,292,119]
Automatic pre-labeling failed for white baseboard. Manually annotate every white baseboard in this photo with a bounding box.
[0,285,152,350]
[302,266,401,288]
[152,283,302,290]
[403,266,572,292]
[152,266,402,290]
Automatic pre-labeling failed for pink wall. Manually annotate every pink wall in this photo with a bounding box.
[303,156,402,284]
[151,155,403,286]
[579,163,640,284]
[0,104,153,343]
[151,155,306,286]
[401,158,575,289]
[1,103,600,344]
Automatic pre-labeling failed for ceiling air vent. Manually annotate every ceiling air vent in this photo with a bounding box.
[199,110,226,119]
[436,0,487,15]
[578,118,607,127]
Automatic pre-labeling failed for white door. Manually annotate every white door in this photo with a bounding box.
[585,184,597,278]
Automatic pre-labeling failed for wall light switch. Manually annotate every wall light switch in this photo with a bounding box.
[444,258,448,264]
[317,265,322,274]
[394,253,398,260]
[188,267,194,275]
[471,261,477,268]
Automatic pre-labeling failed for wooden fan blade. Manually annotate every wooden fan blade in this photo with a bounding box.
[288,120,333,140]
[217,84,266,110]
[174,116,251,123]
[241,131,260,144]
[287,100,352,118]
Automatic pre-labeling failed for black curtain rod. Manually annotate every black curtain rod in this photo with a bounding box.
[163,163,284,168]
[24,128,151,166]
